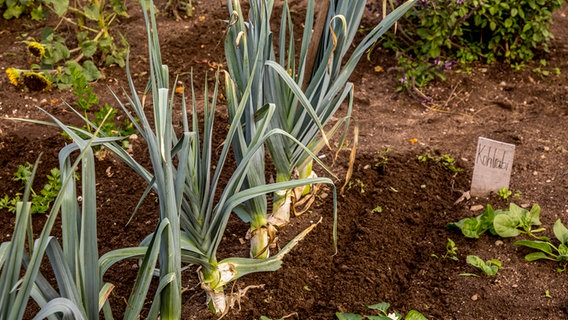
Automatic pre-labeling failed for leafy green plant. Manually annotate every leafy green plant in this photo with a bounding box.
[497,187,513,200]
[66,65,137,151]
[378,0,565,90]
[336,301,428,320]
[373,147,392,174]
[417,153,461,173]
[514,219,568,271]
[448,203,544,239]
[348,178,366,194]
[0,163,63,214]
[462,255,502,276]
[443,238,459,261]
[371,205,383,214]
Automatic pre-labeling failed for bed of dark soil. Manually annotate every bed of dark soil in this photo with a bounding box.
[1,1,568,319]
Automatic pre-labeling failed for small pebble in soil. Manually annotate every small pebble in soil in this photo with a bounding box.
[470,204,484,211]
[495,240,504,246]
[471,294,479,301]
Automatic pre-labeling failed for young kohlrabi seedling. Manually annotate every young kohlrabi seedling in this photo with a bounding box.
[336,302,427,320]
[433,238,459,260]
[462,255,502,276]
[448,203,545,239]
[514,219,568,272]
[418,153,462,174]
[498,187,513,200]
[443,238,459,261]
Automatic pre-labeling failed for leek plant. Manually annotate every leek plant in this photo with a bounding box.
[225,0,416,226]
[224,0,339,259]
[95,0,337,314]
[0,124,167,319]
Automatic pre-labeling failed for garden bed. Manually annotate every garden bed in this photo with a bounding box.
[1,0,568,319]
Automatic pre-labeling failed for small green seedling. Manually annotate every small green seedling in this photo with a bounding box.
[371,206,383,214]
[336,302,427,320]
[418,153,462,174]
[373,147,392,174]
[448,203,545,239]
[497,187,512,200]
[348,179,366,194]
[514,219,568,271]
[463,255,502,276]
[0,163,63,214]
[497,187,522,201]
[443,238,459,261]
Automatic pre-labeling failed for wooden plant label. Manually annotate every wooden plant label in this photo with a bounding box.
[470,137,516,196]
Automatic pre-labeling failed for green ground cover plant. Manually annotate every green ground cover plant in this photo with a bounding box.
[377,0,565,90]
[448,203,544,238]
[463,255,502,276]
[514,219,568,271]
[417,153,461,173]
[0,162,62,214]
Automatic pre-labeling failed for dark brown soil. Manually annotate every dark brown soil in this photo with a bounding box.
[1,1,568,319]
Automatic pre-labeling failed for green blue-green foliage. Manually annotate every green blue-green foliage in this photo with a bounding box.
[0,163,62,214]
[336,302,428,320]
[448,203,544,238]
[464,255,502,276]
[417,153,461,173]
[379,0,565,89]
[514,219,568,267]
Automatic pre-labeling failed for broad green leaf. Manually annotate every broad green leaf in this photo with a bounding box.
[466,255,499,275]
[553,219,568,245]
[44,0,69,16]
[493,214,520,238]
[3,5,24,19]
[81,60,102,82]
[31,6,46,21]
[461,217,483,238]
[513,240,553,254]
[80,40,98,58]
[366,302,390,312]
[557,244,568,259]
[526,204,542,226]
[406,310,428,320]
[336,313,363,320]
[524,252,555,261]
[42,41,70,65]
[466,255,485,268]
[83,3,100,20]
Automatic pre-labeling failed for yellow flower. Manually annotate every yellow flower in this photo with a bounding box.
[6,68,21,87]
[21,71,52,91]
[26,41,45,58]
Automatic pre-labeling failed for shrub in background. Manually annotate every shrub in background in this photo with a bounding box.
[380,0,565,90]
